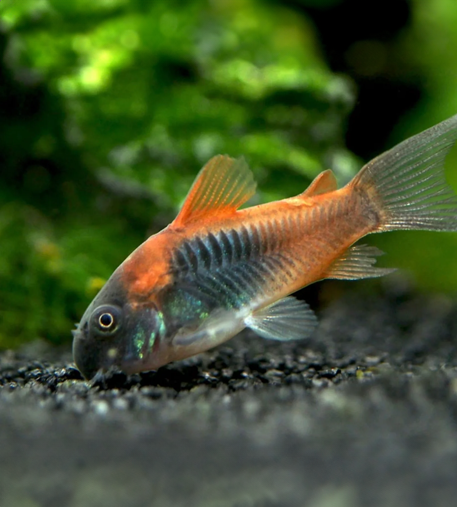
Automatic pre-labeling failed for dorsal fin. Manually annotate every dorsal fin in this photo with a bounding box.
[172,155,257,227]
[301,169,338,197]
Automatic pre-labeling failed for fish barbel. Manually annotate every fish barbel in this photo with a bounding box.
[73,115,457,379]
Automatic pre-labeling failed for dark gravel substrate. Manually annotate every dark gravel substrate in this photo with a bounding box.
[2,288,457,507]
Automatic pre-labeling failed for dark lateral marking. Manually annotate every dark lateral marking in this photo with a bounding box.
[194,237,212,269]
[249,223,262,256]
[207,232,224,267]
[239,226,252,260]
[172,224,303,308]
[174,248,189,271]
[219,230,234,264]
[183,241,199,271]
[227,228,244,262]
[173,225,278,285]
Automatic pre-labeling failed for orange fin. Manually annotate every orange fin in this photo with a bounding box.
[301,170,338,197]
[173,155,256,227]
[324,244,396,280]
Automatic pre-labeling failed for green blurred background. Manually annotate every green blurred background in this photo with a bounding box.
[1,0,457,347]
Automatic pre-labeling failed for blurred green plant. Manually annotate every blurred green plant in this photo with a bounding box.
[373,0,457,291]
[0,0,356,346]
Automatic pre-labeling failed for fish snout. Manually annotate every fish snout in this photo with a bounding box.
[72,331,102,380]
[72,322,119,380]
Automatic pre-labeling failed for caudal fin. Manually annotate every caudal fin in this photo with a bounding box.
[351,114,457,232]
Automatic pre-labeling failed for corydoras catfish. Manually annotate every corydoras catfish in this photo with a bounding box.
[73,115,457,380]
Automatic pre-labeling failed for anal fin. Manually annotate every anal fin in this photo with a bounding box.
[324,244,396,280]
[245,297,318,341]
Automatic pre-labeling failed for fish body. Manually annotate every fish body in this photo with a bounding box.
[73,115,457,379]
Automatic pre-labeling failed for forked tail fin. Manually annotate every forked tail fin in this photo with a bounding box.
[351,114,457,232]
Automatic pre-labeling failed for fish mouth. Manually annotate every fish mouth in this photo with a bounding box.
[72,335,100,380]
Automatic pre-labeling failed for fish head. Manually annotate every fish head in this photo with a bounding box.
[72,270,166,380]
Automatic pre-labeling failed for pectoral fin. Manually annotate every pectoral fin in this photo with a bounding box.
[245,297,318,341]
[173,309,246,348]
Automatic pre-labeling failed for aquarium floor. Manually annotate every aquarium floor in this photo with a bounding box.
[1,289,457,507]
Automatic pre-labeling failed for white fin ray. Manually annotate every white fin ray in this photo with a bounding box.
[245,296,318,341]
[352,114,457,231]
[173,155,256,227]
[325,244,396,280]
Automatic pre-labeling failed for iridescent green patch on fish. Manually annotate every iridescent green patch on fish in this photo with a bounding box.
[132,325,147,360]
[163,288,211,323]
[156,311,166,339]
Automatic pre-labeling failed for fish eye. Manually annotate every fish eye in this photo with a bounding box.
[90,305,123,336]
[99,312,114,329]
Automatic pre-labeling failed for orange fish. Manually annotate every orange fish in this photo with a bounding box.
[73,115,457,379]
